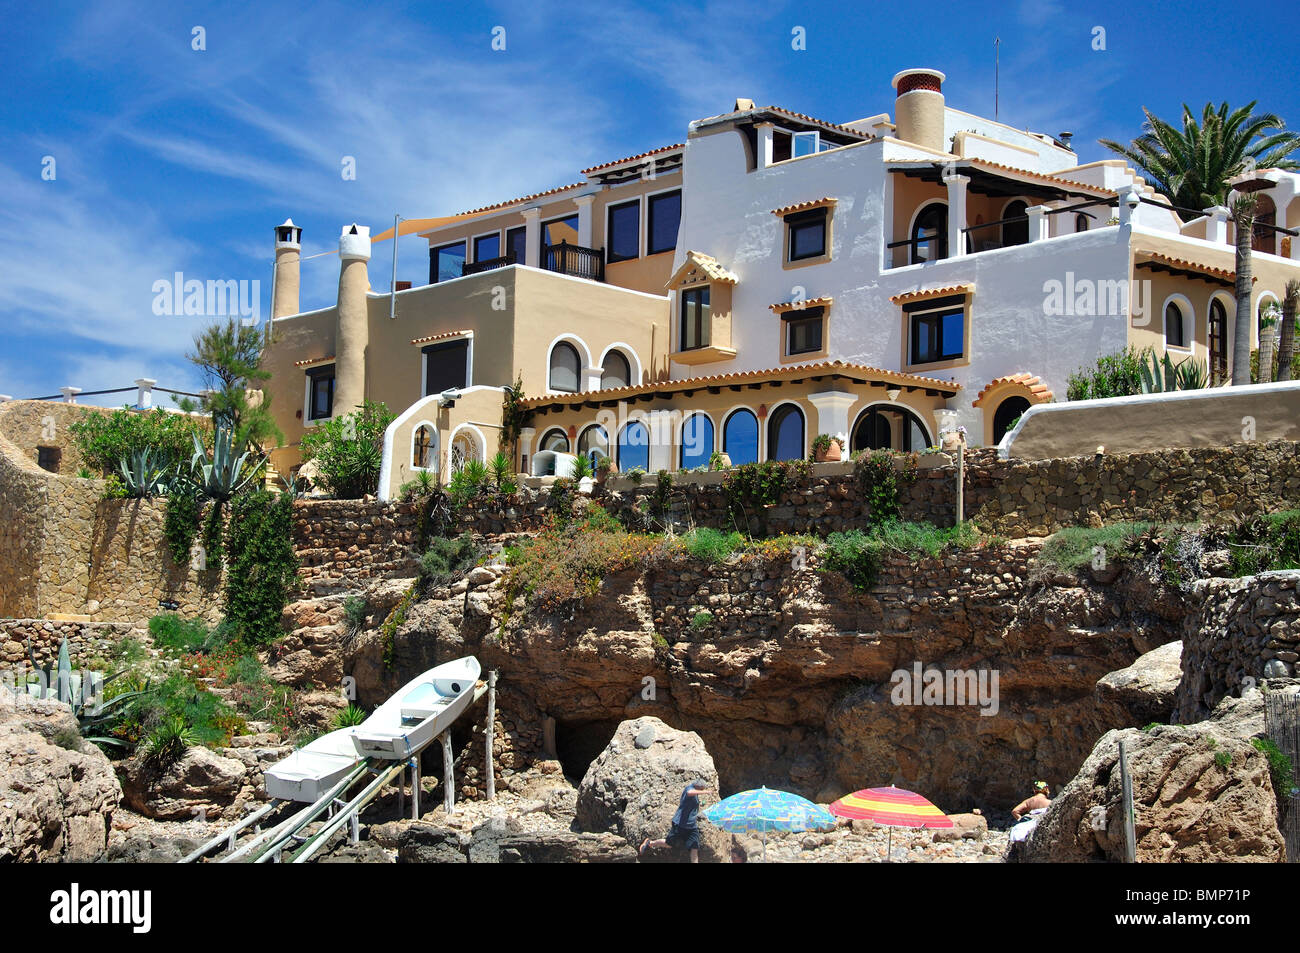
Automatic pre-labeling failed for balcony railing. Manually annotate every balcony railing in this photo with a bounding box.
[544,240,605,282]
[461,252,517,277]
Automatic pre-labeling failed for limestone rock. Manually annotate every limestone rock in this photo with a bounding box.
[120,745,248,820]
[1095,640,1182,726]
[932,811,988,843]
[0,695,121,861]
[575,716,728,862]
[1020,690,1290,862]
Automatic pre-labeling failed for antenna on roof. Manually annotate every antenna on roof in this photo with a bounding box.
[994,36,1000,121]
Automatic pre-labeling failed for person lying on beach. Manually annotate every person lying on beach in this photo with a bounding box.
[640,780,710,863]
[1010,780,1051,820]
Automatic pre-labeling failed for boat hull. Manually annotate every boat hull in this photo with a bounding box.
[351,657,481,760]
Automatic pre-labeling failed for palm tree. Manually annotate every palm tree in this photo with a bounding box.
[1279,280,1299,382]
[1231,195,1256,385]
[1100,102,1300,211]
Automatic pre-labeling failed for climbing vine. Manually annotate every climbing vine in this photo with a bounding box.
[223,491,298,645]
[499,372,532,459]
[854,450,914,524]
[163,491,202,567]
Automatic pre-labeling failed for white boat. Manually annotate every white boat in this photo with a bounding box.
[264,656,480,801]
[265,726,365,802]
[351,657,482,760]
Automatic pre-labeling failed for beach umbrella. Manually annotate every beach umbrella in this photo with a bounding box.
[829,785,953,862]
[704,786,836,861]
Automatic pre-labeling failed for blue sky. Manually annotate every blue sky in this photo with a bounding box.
[2,0,1296,404]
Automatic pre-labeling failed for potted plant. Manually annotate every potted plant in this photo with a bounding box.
[811,433,842,463]
[939,425,967,452]
[595,455,615,485]
[708,450,731,470]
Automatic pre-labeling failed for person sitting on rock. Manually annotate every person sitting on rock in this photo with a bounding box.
[640,780,710,863]
[1011,781,1051,820]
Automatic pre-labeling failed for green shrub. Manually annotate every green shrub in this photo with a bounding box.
[548,478,577,525]
[820,530,884,591]
[1251,737,1296,795]
[343,596,368,633]
[689,610,713,631]
[333,704,368,729]
[1036,523,1155,573]
[70,407,205,478]
[854,451,913,524]
[224,491,298,645]
[504,520,663,611]
[111,636,148,666]
[299,401,396,498]
[399,468,438,500]
[1214,750,1233,769]
[419,533,480,589]
[682,528,744,563]
[143,713,199,767]
[1228,510,1300,576]
[1066,345,1152,401]
[149,614,214,655]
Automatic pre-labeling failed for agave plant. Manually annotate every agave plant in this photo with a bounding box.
[118,447,173,497]
[25,637,150,749]
[487,451,517,494]
[191,416,264,501]
[1140,351,1209,393]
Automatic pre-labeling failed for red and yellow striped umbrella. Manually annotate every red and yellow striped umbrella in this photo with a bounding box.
[830,786,954,829]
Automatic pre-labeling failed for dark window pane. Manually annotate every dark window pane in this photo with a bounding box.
[506,226,527,265]
[681,287,710,350]
[307,367,335,420]
[680,414,714,469]
[767,405,804,461]
[787,313,822,354]
[618,421,649,472]
[607,201,640,262]
[543,215,579,246]
[911,205,948,264]
[910,308,964,364]
[549,342,581,392]
[541,429,569,452]
[648,191,681,255]
[1002,201,1028,247]
[578,424,608,462]
[423,340,469,395]
[723,410,758,465]
[474,233,500,262]
[601,351,631,389]
[787,210,827,261]
[434,242,466,283]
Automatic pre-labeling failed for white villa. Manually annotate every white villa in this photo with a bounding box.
[258,67,1300,493]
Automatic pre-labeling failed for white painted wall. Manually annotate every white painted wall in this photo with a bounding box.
[677,128,1134,438]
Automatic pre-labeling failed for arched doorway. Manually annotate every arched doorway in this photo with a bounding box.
[851,405,932,452]
[1002,200,1029,247]
[911,203,948,264]
[992,396,1031,444]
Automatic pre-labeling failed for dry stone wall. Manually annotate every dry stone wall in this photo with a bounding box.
[1175,570,1300,722]
[293,440,1300,588]
[0,619,139,669]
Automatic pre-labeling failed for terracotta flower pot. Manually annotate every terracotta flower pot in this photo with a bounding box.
[814,439,842,463]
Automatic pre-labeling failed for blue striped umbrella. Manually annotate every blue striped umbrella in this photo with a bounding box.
[704,786,836,861]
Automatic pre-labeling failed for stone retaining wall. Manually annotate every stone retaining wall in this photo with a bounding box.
[293,440,1300,586]
[1175,570,1300,722]
[0,619,141,670]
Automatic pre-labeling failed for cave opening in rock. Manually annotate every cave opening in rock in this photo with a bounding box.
[555,718,621,782]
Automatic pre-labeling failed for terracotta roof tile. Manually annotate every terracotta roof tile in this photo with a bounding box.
[293,356,335,368]
[771,197,837,216]
[769,297,833,313]
[410,330,473,346]
[581,144,685,175]
[890,284,975,305]
[971,373,1053,407]
[1135,251,1240,283]
[519,360,959,408]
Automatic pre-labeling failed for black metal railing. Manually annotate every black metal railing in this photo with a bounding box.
[544,240,605,282]
[461,252,518,277]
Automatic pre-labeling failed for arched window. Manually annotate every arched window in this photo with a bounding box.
[1002,200,1029,247]
[766,404,805,461]
[617,421,649,472]
[722,409,759,466]
[540,428,569,453]
[1165,301,1187,349]
[601,350,632,389]
[992,396,1031,445]
[549,341,581,392]
[911,204,948,264]
[1075,213,1090,233]
[577,424,608,463]
[851,406,931,452]
[1209,299,1228,385]
[679,413,714,470]
[412,425,436,470]
[449,429,482,472]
